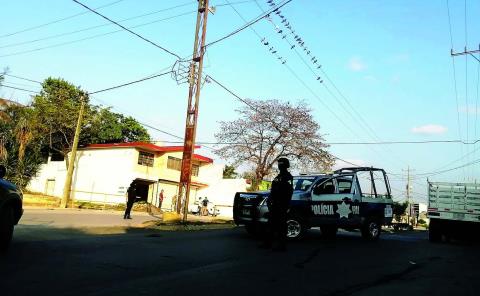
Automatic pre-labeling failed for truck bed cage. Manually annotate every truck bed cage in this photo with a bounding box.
[334,167,387,174]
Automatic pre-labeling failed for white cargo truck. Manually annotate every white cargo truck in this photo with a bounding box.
[428,182,480,242]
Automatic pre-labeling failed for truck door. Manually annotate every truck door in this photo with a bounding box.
[310,175,359,226]
[356,170,393,223]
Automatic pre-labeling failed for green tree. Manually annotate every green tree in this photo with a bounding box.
[223,165,238,179]
[82,107,150,144]
[0,105,45,188]
[393,201,408,222]
[31,77,91,166]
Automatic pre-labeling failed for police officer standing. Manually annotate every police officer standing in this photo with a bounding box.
[124,181,136,219]
[263,158,293,251]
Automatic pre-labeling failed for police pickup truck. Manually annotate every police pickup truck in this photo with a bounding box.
[233,167,394,240]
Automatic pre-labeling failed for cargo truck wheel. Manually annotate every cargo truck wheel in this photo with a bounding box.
[428,219,441,243]
[361,219,381,241]
[286,217,305,240]
[0,206,15,251]
[321,226,338,239]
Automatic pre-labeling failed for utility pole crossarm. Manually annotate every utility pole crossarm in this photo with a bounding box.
[451,46,480,62]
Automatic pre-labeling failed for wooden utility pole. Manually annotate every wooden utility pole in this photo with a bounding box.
[61,97,86,208]
[176,0,210,222]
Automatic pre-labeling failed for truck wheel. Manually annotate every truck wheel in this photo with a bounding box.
[361,219,381,241]
[428,219,441,243]
[321,226,338,239]
[286,217,305,240]
[0,206,15,251]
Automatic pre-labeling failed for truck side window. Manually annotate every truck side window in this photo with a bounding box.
[337,176,353,194]
[313,180,335,195]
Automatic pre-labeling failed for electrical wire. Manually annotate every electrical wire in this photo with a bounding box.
[0,11,195,59]
[72,0,181,59]
[446,0,466,180]
[90,70,173,94]
[3,73,42,84]
[0,2,197,50]
[0,84,38,93]
[0,0,127,38]
[204,0,292,48]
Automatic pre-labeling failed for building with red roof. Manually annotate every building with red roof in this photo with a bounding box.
[27,142,247,216]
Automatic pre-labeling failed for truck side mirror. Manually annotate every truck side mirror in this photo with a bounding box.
[0,165,6,179]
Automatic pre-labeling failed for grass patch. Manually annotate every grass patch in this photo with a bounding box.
[144,220,235,231]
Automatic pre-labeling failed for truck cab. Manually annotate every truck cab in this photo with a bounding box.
[233,167,394,240]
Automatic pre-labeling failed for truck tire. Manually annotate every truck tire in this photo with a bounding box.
[361,219,381,241]
[286,217,305,240]
[428,219,441,243]
[0,206,15,251]
[321,225,338,239]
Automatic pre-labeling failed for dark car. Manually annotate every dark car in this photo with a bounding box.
[233,167,394,241]
[0,165,23,250]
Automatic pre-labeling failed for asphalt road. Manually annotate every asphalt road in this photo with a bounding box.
[1,218,479,296]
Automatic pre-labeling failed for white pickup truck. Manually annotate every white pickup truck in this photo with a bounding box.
[428,182,480,242]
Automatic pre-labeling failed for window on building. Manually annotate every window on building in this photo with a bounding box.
[138,151,154,167]
[167,156,200,177]
[167,156,182,171]
[192,164,199,177]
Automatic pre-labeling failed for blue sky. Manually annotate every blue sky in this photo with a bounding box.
[1,0,480,203]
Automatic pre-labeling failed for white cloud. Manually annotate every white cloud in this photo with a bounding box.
[348,57,367,72]
[411,124,448,135]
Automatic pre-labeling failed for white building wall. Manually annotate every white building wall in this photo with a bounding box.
[28,148,137,204]
[27,148,246,218]
[196,163,248,218]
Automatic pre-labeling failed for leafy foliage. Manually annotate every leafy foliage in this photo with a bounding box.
[0,77,150,189]
[82,107,150,144]
[392,201,408,222]
[0,105,45,188]
[215,99,333,189]
[222,165,238,179]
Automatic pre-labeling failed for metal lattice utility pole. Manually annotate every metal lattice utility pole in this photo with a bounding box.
[61,96,86,208]
[176,0,210,222]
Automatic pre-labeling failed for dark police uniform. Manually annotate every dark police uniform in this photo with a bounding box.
[265,167,293,250]
[124,183,136,219]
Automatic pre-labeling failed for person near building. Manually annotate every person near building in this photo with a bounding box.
[201,196,209,216]
[262,158,293,251]
[124,182,136,219]
[158,189,164,209]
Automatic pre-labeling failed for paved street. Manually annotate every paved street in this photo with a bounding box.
[1,211,479,296]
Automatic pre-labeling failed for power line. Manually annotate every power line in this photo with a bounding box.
[72,0,181,59]
[0,0,127,38]
[204,0,292,48]
[3,74,42,84]
[0,1,197,50]
[0,84,38,93]
[148,138,480,146]
[446,0,466,180]
[90,70,173,94]
[0,11,195,59]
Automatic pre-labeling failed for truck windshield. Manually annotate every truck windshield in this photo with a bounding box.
[293,177,322,191]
